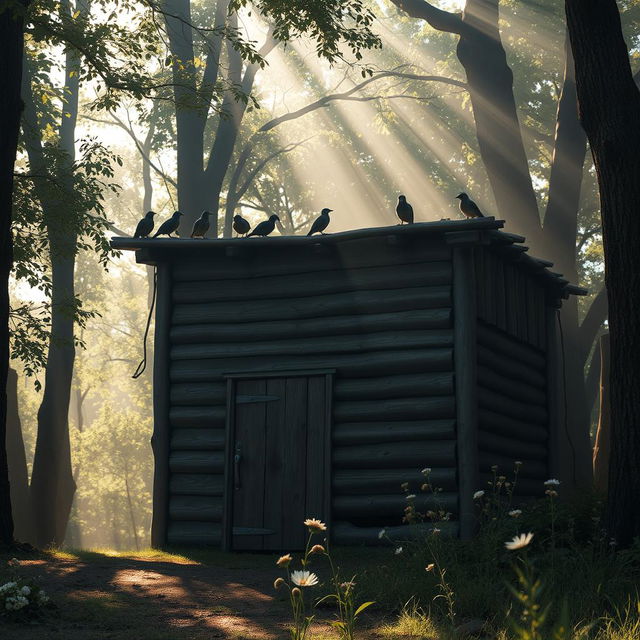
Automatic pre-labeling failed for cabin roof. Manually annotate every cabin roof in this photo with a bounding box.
[110,217,586,298]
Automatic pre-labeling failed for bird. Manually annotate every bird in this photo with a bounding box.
[248,214,280,237]
[153,210,183,237]
[133,210,156,238]
[456,192,485,219]
[233,214,251,237]
[191,211,211,238]
[307,208,333,236]
[396,195,414,225]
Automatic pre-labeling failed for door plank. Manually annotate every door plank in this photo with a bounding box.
[232,379,267,550]
[282,377,309,550]
[306,377,328,526]
[262,378,287,551]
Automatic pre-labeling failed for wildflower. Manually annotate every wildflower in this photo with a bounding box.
[421,483,430,491]
[545,489,558,498]
[432,528,441,536]
[378,529,386,539]
[291,587,302,598]
[7,558,19,567]
[425,563,435,572]
[400,482,409,490]
[515,461,523,467]
[276,554,292,568]
[310,544,325,554]
[406,494,416,500]
[491,465,498,472]
[505,532,534,551]
[473,490,485,500]
[609,538,618,547]
[340,580,356,591]
[421,468,432,475]
[498,475,507,482]
[291,571,319,587]
[394,547,403,555]
[508,509,522,518]
[303,518,327,532]
[544,478,561,486]
[273,577,286,590]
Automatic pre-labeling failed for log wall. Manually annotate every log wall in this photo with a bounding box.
[160,237,460,546]
[474,246,552,498]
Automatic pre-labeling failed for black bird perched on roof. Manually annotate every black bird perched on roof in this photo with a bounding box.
[307,208,333,236]
[456,192,485,219]
[248,214,280,237]
[396,195,414,225]
[233,214,251,237]
[191,211,211,238]
[133,210,156,238]
[153,210,183,237]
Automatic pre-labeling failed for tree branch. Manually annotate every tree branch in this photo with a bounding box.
[388,0,464,35]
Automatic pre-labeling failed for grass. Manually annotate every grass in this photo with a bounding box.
[1,491,640,639]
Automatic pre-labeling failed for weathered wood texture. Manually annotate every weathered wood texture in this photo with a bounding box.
[475,322,550,491]
[332,520,458,545]
[474,247,548,349]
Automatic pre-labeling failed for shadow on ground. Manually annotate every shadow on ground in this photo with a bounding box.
[0,548,382,639]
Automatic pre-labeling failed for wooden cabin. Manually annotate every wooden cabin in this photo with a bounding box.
[112,218,584,550]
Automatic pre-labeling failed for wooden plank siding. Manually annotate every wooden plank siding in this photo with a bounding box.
[475,323,549,493]
[160,250,457,548]
[164,251,457,546]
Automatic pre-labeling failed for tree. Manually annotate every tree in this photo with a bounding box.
[564,0,640,546]
[0,0,31,548]
[387,0,615,489]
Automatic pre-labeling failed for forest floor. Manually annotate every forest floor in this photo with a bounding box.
[0,547,397,640]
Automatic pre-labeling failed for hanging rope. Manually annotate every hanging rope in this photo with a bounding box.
[132,267,157,379]
[557,309,577,483]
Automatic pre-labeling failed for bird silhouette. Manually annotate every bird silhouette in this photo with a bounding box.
[248,214,280,237]
[153,211,183,237]
[191,211,211,238]
[456,193,485,219]
[307,208,333,236]
[134,210,156,238]
[233,214,251,237]
[396,195,414,225]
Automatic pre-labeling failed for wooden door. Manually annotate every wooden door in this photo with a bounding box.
[224,372,332,551]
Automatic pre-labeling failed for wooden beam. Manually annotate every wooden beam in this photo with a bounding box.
[170,308,452,345]
[172,261,452,303]
[452,243,479,541]
[170,429,225,451]
[172,286,452,325]
[335,372,454,401]
[478,409,548,443]
[169,474,224,496]
[477,345,546,389]
[332,467,457,494]
[476,324,546,370]
[169,496,223,522]
[332,419,456,446]
[151,264,171,549]
[170,328,454,361]
[332,520,458,545]
[333,439,456,469]
[334,396,456,423]
[333,493,458,518]
[169,451,224,473]
[167,521,222,545]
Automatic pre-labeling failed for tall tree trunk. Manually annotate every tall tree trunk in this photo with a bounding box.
[6,368,33,542]
[0,0,30,547]
[565,0,640,545]
[592,333,610,494]
[25,0,84,545]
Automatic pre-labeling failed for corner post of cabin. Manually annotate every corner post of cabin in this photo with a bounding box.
[546,297,562,481]
[150,262,172,548]
[446,231,480,541]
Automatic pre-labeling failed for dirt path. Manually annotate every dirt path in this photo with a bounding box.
[0,551,384,640]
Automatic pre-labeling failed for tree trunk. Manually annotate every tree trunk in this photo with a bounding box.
[457,0,541,244]
[24,1,83,545]
[0,0,30,547]
[565,0,640,546]
[6,368,33,543]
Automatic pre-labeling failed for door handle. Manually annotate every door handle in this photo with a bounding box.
[234,442,242,490]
